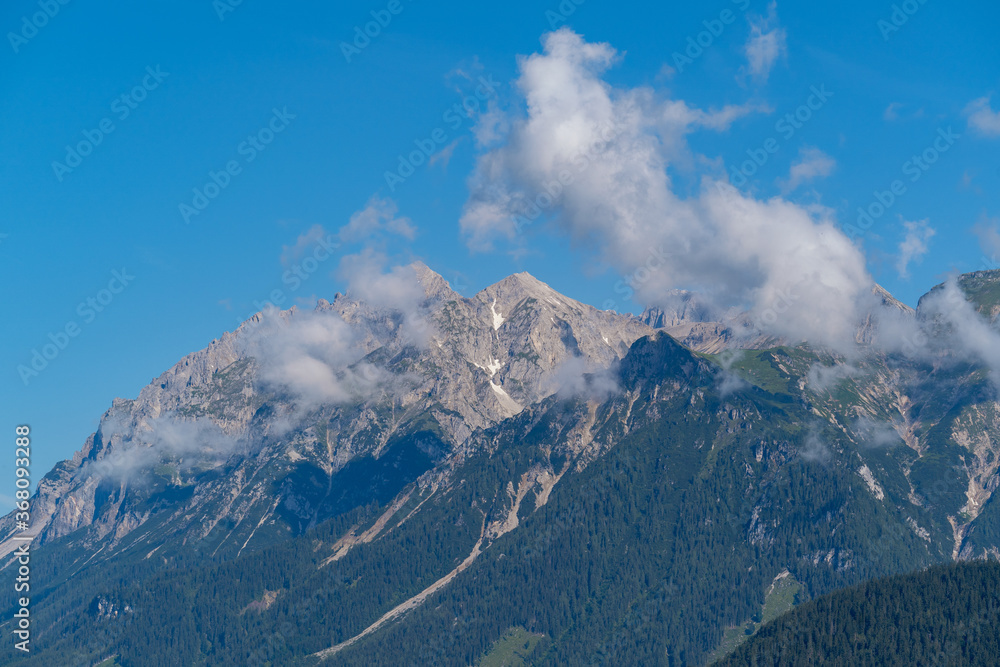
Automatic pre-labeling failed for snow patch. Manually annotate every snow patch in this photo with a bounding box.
[490,299,505,330]
[471,358,502,377]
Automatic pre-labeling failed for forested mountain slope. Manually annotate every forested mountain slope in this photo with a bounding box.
[717,560,1000,666]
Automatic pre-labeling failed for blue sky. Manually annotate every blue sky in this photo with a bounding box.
[2,0,1000,501]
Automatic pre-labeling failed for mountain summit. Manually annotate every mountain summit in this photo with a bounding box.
[0,266,652,561]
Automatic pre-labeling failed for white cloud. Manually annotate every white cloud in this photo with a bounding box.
[919,278,1000,385]
[336,250,431,345]
[338,196,416,243]
[895,219,935,279]
[460,28,873,354]
[882,102,924,122]
[661,99,769,132]
[280,224,329,268]
[779,147,836,193]
[973,216,1000,261]
[473,99,509,147]
[550,355,619,401]
[241,200,434,417]
[242,308,392,411]
[743,2,787,84]
[716,349,749,396]
[717,371,749,397]
[807,363,860,393]
[86,416,239,481]
[852,416,902,448]
[871,275,1000,389]
[800,427,831,464]
[965,97,1000,137]
[428,137,464,169]
[238,256,432,417]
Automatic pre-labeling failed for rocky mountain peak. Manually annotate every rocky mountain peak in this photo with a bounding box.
[409,261,459,303]
[641,290,720,329]
[481,270,554,295]
[475,271,569,320]
[872,283,913,314]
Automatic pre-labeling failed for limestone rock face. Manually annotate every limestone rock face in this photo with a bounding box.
[0,265,653,558]
[640,292,777,353]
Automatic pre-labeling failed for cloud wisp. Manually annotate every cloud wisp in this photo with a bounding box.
[965,97,1000,137]
[239,303,417,416]
[338,195,416,243]
[85,416,240,482]
[550,355,620,402]
[742,2,787,84]
[918,278,1000,384]
[779,146,836,193]
[807,362,860,394]
[896,219,936,279]
[973,216,1000,261]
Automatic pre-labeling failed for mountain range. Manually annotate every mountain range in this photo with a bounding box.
[3,265,1000,666]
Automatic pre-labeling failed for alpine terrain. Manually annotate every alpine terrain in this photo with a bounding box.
[3,266,1000,666]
